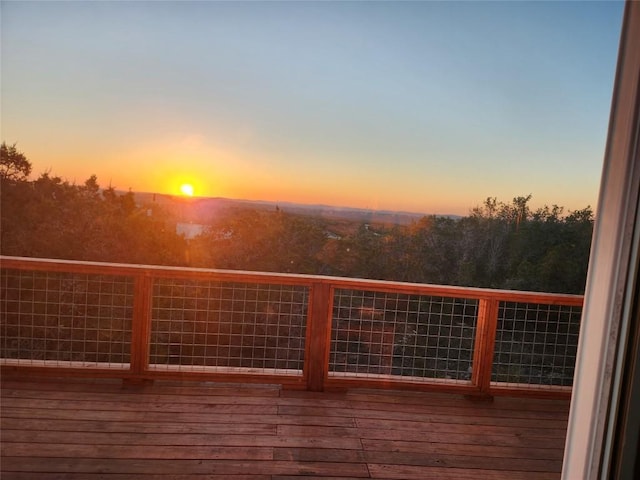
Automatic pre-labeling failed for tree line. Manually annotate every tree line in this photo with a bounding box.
[1,143,593,294]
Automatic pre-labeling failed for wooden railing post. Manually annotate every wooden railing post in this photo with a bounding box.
[305,282,333,391]
[471,298,500,398]
[128,273,153,385]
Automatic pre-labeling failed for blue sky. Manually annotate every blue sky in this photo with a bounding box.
[1,0,624,215]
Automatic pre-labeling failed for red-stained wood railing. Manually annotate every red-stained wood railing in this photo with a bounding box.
[0,256,583,398]
[472,298,500,396]
[130,273,153,382]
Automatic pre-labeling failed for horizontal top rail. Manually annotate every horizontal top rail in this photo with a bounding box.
[0,255,583,306]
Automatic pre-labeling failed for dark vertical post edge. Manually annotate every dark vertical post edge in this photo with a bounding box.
[305,282,333,391]
[469,298,499,400]
[126,273,154,386]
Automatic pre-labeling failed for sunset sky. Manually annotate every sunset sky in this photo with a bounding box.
[1,1,624,216]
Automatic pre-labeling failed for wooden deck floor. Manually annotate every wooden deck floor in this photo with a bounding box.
[0,377,569,479]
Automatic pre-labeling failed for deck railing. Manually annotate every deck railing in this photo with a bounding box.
[0,256,583,398]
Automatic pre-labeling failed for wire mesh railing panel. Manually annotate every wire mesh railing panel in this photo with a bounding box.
[491,301,581,387]
[329,289,478,382]
[149,278,308,374]
[0,268,133,367]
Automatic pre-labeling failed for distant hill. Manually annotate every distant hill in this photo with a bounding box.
[131,191,460,225]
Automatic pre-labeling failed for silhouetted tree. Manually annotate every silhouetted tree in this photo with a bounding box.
[0,142,32,182]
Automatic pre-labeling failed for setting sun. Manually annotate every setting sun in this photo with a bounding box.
[180,183,194,197]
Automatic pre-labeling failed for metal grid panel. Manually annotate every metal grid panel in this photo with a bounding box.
[492,301,581,387]
[0,268,133,366]
[150,278,308,374]
[329,289,478,381]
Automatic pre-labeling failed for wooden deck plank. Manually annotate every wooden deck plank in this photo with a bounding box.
[0,475,271,480]
[356,417,567,438]
[0,379,282,397]
[362,450,562,472]
[345,389,570,412]
[367,464,562,480]
[280,396,569,416]
[1,388,278,406]
[1,418,276,435]
[346,399,569,420]
[0,458,371,476]
[277,425,361,438]
[278,405,567,428]
[2,407,356,427]
[273,447,366,463]
[2,430,363,450]
[0,386,280,405]
[1,443,275,461]
[361,439,564,460]
[357,428,567,449]
[1,397,279,415]
[1,378,568,479]
[273,477,369,480]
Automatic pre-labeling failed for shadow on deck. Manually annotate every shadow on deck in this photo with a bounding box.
[0,377,569,479]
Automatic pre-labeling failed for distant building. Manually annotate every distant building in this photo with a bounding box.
[176,222,206,240]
